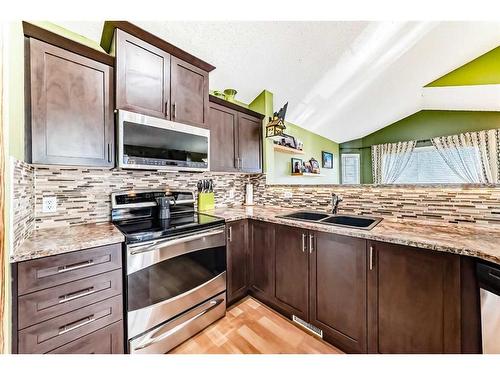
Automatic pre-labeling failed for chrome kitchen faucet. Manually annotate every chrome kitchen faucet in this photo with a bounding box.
[331,193,343,215]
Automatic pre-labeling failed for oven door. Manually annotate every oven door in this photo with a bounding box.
[117,109,210,172]
[126,226,226,339]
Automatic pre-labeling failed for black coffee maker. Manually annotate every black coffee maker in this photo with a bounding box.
[156,196,173,219]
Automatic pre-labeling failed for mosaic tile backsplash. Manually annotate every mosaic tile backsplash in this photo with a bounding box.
[34,166,252,229]
[11,161,500,250]
[250,175,500,225]
[12,159,35,249]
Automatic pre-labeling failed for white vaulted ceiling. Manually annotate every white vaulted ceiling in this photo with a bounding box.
[56,21,500,143]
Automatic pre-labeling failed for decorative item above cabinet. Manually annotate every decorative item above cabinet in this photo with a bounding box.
[102,21,213,128]
[23,22,114,167]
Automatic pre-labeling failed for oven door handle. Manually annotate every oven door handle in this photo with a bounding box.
[133,297,224,351]
[129,227,225,256]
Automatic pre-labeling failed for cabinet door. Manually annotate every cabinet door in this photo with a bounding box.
[170,56,209,128]
[29,38,114,167]
[226,220,248,305]
[115,29,170,118]
[249,220,275,302]
[208,102,238,172]
[47,321,124,354]
[237,113,262,173]
[274,225,309,320]
[310,232,367,353]
[367,241,461,353]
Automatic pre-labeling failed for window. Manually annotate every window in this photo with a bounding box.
[394,146,465,184]
[341,154,360,184]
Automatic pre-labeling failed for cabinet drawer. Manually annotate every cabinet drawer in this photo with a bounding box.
[48,321,124,354]
[17,244,122,295]
[18,295,123,354]
[18,269,123,330]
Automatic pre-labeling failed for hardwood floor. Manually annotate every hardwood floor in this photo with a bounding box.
[169,297,343,354]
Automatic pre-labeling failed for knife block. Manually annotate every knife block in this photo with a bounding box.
[198,192,215,211]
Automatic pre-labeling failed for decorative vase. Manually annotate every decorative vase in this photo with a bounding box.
[223,88,237,102]
[213,90,225,99]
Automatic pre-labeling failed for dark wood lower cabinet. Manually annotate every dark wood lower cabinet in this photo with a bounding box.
[310,232,367,353]
[367,241,461,353]
[226,220,249,305]
[48,321,124,354]
[13,244,124,354]
[274,225,309,321]
[248,220,275,305]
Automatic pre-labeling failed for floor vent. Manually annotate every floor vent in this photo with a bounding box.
[292,315,323,338]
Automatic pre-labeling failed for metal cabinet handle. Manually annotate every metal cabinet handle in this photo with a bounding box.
[172,102,177,118]
[309,234,314,253]
[369,245,374,271]
[165,100,169,117]
[58,287,95,304]
[302,233,306,252]
[228,226,232,242]
[107,143,112,163]
[58,315,95,335]
[57,259,94,273]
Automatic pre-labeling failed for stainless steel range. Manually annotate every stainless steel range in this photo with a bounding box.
[111,190,227,354]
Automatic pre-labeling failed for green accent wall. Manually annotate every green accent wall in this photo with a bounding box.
[340,110,500,183]
[248,90,339,185]
[426,46,500,87]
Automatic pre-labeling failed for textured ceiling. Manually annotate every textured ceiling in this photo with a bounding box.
[57,21,500,143]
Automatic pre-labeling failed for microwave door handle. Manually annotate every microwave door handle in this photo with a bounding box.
[129,228,225,255]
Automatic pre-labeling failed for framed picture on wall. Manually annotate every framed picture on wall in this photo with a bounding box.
[291,158,303,174]
[322,151,334,169]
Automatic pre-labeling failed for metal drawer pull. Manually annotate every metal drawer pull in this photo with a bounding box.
[58,315,95,335]
[301,233,306,252]
[309,234,314,253]
[58,287,95,304]
[228,227,232,242]
[369,246,374,271]
[57,259,94,273]
[135,298,223,351]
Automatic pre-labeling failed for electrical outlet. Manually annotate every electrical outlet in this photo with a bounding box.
[229,189,235,199]
[283,190,293,199]
[42,196,57,213]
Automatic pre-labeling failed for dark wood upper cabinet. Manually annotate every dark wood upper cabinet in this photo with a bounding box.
[28,38,114,167]
[115,29,171,119]
[208,96,264,173]
[170,56,209,127]
[274,224,309,321]
[310,232,367,353]
[367,241,461,354]
[113,27,210,128]
[207,102,238,172]
[237,113,263,173]
[226,220,249,305]
[249,220,275,302]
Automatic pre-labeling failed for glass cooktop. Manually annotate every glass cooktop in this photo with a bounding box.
[114,212,225,243]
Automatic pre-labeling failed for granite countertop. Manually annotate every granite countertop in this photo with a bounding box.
[11,223,125,263]
[202,205,500,265]
[13,205,500,265]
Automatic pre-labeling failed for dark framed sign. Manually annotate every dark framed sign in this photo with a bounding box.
[322,151,334,169]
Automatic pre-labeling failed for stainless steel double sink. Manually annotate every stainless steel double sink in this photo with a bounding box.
[277,211,382,230]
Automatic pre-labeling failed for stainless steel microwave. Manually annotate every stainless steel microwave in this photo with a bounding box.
[117,110,210,172]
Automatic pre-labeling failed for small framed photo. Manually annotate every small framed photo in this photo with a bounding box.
[291,158,303,174]
[322,151,334,169]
